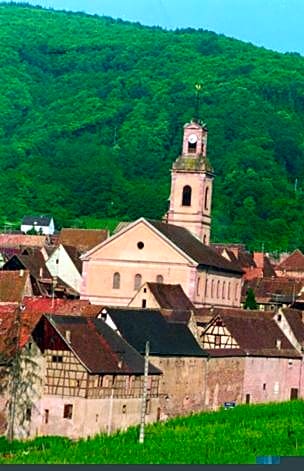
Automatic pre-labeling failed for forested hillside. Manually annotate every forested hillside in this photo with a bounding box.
[1,2,304,251]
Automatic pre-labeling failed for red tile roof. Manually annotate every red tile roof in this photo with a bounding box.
[59,228,108,253]
[0,234,47,248]
[277,249,304,271]
[203,307,301,358]
[0,270,31,303]
[242,277,303,303]
[146,283,195,310]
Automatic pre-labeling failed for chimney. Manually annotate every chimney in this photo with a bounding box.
[65,330,71,343]
[276,339,281,350]
[253,252,264,270]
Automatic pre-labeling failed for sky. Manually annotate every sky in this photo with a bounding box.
[10,0,304,55]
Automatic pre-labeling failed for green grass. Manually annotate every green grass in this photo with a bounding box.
[1,401,304,464]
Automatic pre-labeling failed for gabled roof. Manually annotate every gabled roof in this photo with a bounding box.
[3,250,51,280]
[282,308,304,346]
[105,308,207,357]
[204,307,300,358]
[148,220,243,274]
[146,283,194,310]
[21,215,53,226]
[62,245,83,274]
[42,315,161,375]
[59,228,108,253]
[0,270,31,303]
[277,249,304,271]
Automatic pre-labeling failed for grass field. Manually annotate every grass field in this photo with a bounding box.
[0,401,304,464]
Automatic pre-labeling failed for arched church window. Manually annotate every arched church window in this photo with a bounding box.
[211,279,214,298]
[222,281,226,299]
[216,280,220,299]
[134,274,142,291]
[182,185,192,206]
[196,277,201,296]
[156,274,164,284]
[204,187,209,211]
[228,282,231,300]
[203,234,207,244]
[113,272,120,289]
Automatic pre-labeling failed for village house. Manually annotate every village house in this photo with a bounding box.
[21,216,55,236]
[99,307,208,419]
[29,314,161,439]
[275,249,304,279]
[46,244,83,295]
[199,308,303,409]
[80,121,243,308]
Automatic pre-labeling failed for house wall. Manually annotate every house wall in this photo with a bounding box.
[243,356,303,404]
[21,219,54,236]
[204,357,245,410]
[32,395,160,439]
[81,223,196,306]
[194,270,242,308]
[275,269,304,279]
[46,245,82,294]
[150,356,207,419]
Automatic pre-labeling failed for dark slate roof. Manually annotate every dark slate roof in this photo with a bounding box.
[22,215,53,226]
[45,315,161,375]
[147,283,194,310]
[205,308,301,359]
[105,308,207,357]
[282,308,304,345]
[148,220,243,274]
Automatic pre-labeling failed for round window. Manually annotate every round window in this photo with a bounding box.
[137,241,144,249]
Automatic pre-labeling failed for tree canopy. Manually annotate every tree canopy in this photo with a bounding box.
[1,2,304,251]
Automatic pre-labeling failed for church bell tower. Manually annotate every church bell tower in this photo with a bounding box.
[166,120,214,245]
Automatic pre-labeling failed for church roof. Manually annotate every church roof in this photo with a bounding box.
[148,220,243,274]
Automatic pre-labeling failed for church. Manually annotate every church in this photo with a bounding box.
[80,120,243,307]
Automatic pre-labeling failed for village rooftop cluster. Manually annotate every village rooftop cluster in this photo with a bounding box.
[1,121,304,439]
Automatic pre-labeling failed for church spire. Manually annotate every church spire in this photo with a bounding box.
[166,119,214,245]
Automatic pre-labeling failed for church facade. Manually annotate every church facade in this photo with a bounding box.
[80,120,243,307]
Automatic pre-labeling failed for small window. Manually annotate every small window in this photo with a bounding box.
[188,141,197,154]
[156,274,164,284]
[113,272,120,289]
[196,277,201,296]
[28,342,32,351]
[96,414,99,422]
[45,409,49,424]
[137,241,144,250]
[263,383,266,391]
[63,404,73,419]
[245,394,250,404]
[222,281,226,300]
[145,398,151,415]
[277,314,282,322]
[143,288,147,293]
[142,299,147,308]
[134,274,142,291]
[215,334,221,346]
[52,355,63,363]
[211,279,215,298]
[26,407,31,421]
[203,234,207,244]
[122,404,127,414]
[182,185,192,206]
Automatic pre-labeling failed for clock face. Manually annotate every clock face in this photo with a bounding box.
[188,133,197,144]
